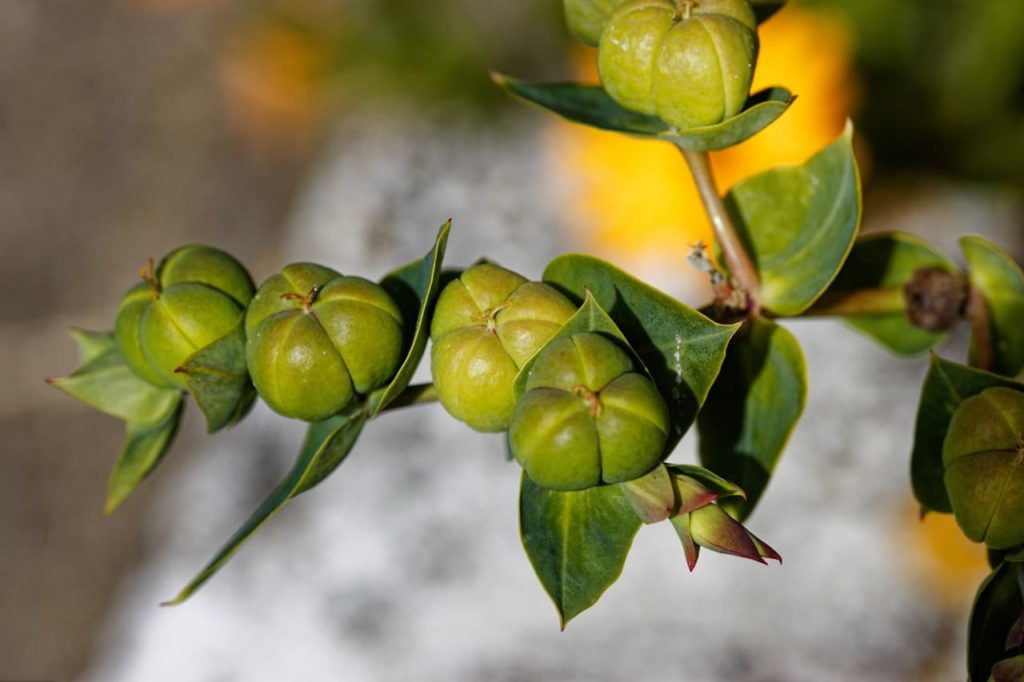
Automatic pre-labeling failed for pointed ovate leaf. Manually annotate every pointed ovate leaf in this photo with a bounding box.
[368,220,451,417]
[164,411,367,605]
[513,290,637,399]
[105,396,184,514]
[544,254,739,448]
[817,232,960,356]
[993,655,1024,682]
[666,463,747,501]
[520,473,642,628]
[911,356,1023,513]
[969,562,1024,682]
[725,122,861,316]
[961,235,1024,377]
[494,75,794,153]
[49,343,181,426]
[176,319,254,433]
[697,317,806,521]
[69,328,116,363]
[670,513,700,571]
[620,464,676,524]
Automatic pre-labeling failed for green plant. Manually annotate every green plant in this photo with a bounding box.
[49,1,1023,676]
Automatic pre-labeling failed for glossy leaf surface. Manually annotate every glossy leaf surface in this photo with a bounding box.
[520,473,641,627]
[494,74,794,152]
[725,122,861,316]
[698,317,806,520]
[911,356,1024,513]
[544,254,738,449]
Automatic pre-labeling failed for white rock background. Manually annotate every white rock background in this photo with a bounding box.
[80,112,1005,682]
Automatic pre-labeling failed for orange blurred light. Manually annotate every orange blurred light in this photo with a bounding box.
[219,21,331,161]
[547,4,856,291]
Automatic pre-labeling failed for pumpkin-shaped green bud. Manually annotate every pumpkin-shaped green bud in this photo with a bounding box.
[510,332,670,491]
[564,0,632,47]
[598,0,758,129]
[943,387,1024,550]
[245,263,405,422]
[429,262,577,432]
[115,245,254,389]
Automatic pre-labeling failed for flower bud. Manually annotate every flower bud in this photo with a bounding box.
[245,263,405,422]
[115,245,254,389]
[943,386,1024,549]
[430,263,577,432]
[598,0,758,129]
[510,332,670,491]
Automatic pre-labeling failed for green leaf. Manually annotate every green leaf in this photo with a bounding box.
[543,254,739,450]
[164,411,367,605]
[725,121,862,316]
[177,319,255,433]
[819,231,959,355]
[69,328,116,363]
[665,463,747,501]
[962,235,1024,377]
[493,74,795,152]
[911,356,1024,513]
[368,220,451,417]
[697,317,807,520]
[620,464,676,524]
[48,343,181,426]
[512,289,637,399]
[969,562,1024,682]
[520,473,642,628]
[105,395,183,514]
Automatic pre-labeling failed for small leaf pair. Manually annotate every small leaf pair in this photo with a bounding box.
[48,329,183,514]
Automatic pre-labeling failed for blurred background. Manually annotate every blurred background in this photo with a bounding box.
[2,0,1022,679]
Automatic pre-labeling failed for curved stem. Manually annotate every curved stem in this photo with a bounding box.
[377,382,438,414]
[799,288,906,318]
[680,148,760,314]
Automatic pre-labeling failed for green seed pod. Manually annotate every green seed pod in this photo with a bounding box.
[245,263,405,422]
[943,387,1024,550]
[429,262,577,432]
[598,0,758,129]
[564,0,632,47]
[510,332,670,491]
[115,245,254,389]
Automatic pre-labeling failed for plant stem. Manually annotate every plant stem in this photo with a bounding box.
[800,288,906,317]
[379,382,439,413]
[967,286,995,371]
[679,148,760,313]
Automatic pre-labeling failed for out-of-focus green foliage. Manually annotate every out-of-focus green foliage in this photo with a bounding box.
[238,0,566,107]
[806,0,1024,182]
